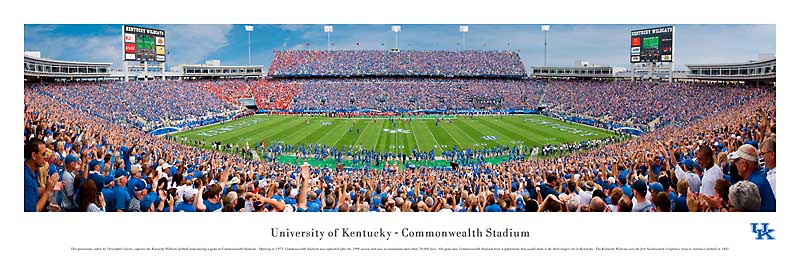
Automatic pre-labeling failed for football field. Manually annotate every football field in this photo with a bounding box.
[173,114,617,158]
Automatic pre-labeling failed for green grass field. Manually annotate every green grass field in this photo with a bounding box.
[172,114,616,161]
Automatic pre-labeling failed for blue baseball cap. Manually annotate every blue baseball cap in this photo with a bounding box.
[114,169,128,178]
[89,160,100,171]
[649,182,664,194]
[104,175,115,186]
[632,179,648,194]
[133,180,151,192]
[680,159,695,170]
[65,154,79,165]
[139,196,155,210]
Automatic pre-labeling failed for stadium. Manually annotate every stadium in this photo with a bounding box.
[23,24,776,213]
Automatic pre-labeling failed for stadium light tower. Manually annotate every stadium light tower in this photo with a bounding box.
[245,25,254,65]
[324,25,334,51]
[541,25,550,67]
[392,25,401,49]
[459,25,469,51]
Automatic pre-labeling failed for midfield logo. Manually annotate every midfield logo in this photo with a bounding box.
[383,129,411,134]
[751,223,775,240]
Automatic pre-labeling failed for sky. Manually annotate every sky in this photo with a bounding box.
[24,24,775,71]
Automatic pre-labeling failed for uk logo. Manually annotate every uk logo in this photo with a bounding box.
[751,223,775,240]
[383,129,411,134]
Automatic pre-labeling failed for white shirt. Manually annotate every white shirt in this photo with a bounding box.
[87,203,105,212]
[767,168,776,197]
[675,165,702,194]
[701,164,724,196]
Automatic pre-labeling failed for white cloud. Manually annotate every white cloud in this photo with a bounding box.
[25,25,121,67]
[157,24,234,65]
[25,24,236,69]
[24,25,57,35]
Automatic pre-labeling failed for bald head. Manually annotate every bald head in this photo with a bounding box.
[566,198,580,212]
[590,197,606,212]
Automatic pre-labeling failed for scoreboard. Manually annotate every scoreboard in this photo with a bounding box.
[630,26,673,63]
[123,25,166,62]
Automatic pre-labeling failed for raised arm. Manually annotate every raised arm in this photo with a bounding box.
[646,154,657,183]
[195,184,207,212]
[337,184,345,208]
[319,182,327,210]
[263,196,285,212]
[611,160,619,182]
[297,165,310,210]
[535,185,543,205]
[758,108,769,142]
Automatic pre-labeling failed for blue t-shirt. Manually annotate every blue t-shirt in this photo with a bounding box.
[148,191,160,208]
[112,186,131,212]
[748,169,776,212]
[203,200,222,212]
[48,163,58,176]
[101,187,116,210]
[538,185,561,199]
[307,200,322,212]
[121,146,132,173]
[284,197,297,207]
[174,201,197,212]
[127,177,145,197]
[24,164,39,212]
[88,172,106,193]
[674,196,689,212]
[484,204,502,212]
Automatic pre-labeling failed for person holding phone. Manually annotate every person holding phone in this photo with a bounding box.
[76,180,105,212]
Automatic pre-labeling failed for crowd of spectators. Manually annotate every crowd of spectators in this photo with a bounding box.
[24,75,776,212]
[278,78,539,111]
[268,50,527,77]
[26,76,770,137]
[26,81,242,131]
[540,80,771,129]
